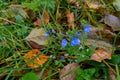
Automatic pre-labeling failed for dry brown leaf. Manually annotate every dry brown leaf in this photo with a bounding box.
[29,41,46,49]
[87,26,116,43]
[33,18,41,26]
[109,69,116,80]
[59,63,79,80]
[0,72,7,79]
[100,14,120,31]
[33,10,50,26]
[83,0,105,9]
[35,69,49,80]
[86,39,113,53]
[26,28,48,48]
[24,49,49,68]
[9,5,29,18]
[43,10,50,24]
[66,0,80,7]
[66,11,75,29]
[90,48,111,62]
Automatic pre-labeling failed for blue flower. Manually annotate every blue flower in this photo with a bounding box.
[62,38,68,48]
[44,30,50,37]
[75,31,81,37]
[51,29,56,34]
[84,25,91,33]
[70,37,80,46]
[60,56,65,59]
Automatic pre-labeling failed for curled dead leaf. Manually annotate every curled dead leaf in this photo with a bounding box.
[87,26,116,43]
[86,39,113,53]
[59,63,79,80]
[0,72,7,79]
[33,10,50,26]
[24,49,49,68]
[43,10,50,24]
[9,5,29,19]
[90,48,111,62]
[66,0,80,7]
[100,14,120,31]
[66,11,75,29]
[109,69,116,80]
[33,18,41,26]
[83,0,105,9]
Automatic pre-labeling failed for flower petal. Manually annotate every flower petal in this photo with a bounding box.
[84,25,91,33]
[62,38,68,48]
[70,37,80,46]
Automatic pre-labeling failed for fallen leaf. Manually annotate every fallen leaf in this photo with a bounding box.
[33,18,41,26]
[35,69,49,80]
[100,14,120,31]
[29,41,46,49]
[24,49,49,68]
[26,28,48,48]
[9,5,29,19]
[87,25,116,44]
[43,10,50,25]
[86,39,114,53]
[83,0,105,9]
[66,0,80,7]
[33,10,50,26]
[109,69,116,80]
[90,48,111,62]
[66,11,75,29]
[59,63,79,80]
[0,72,7,80]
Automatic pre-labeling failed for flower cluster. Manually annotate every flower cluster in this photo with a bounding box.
[61,37,80,48]
[45,25,91,48]
[61,25,90,48]
[44,29,56,37]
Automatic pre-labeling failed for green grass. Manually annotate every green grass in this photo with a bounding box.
[0,0,120,80]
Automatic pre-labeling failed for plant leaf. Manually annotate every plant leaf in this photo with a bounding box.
[108,54,120,64]
[86,39,113,53]
[90,48,111,62]
[66,11,75,29]
[59,63,79,80]
[9,5,29,19]
[26,28,48,47]
[24,49,49,68]
[20,72,39,80]
[66,0,80,7]
[83,0,105,9]
[33,10,50,26]
[100,14,120,31]
[87,25,116,44]
[113,0,120,11]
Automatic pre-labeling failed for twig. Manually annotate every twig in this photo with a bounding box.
[0,17,22,27]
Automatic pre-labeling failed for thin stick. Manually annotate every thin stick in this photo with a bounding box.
[0,17,22,27]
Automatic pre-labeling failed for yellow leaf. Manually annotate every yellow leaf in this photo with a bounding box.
[24,49,49,68]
